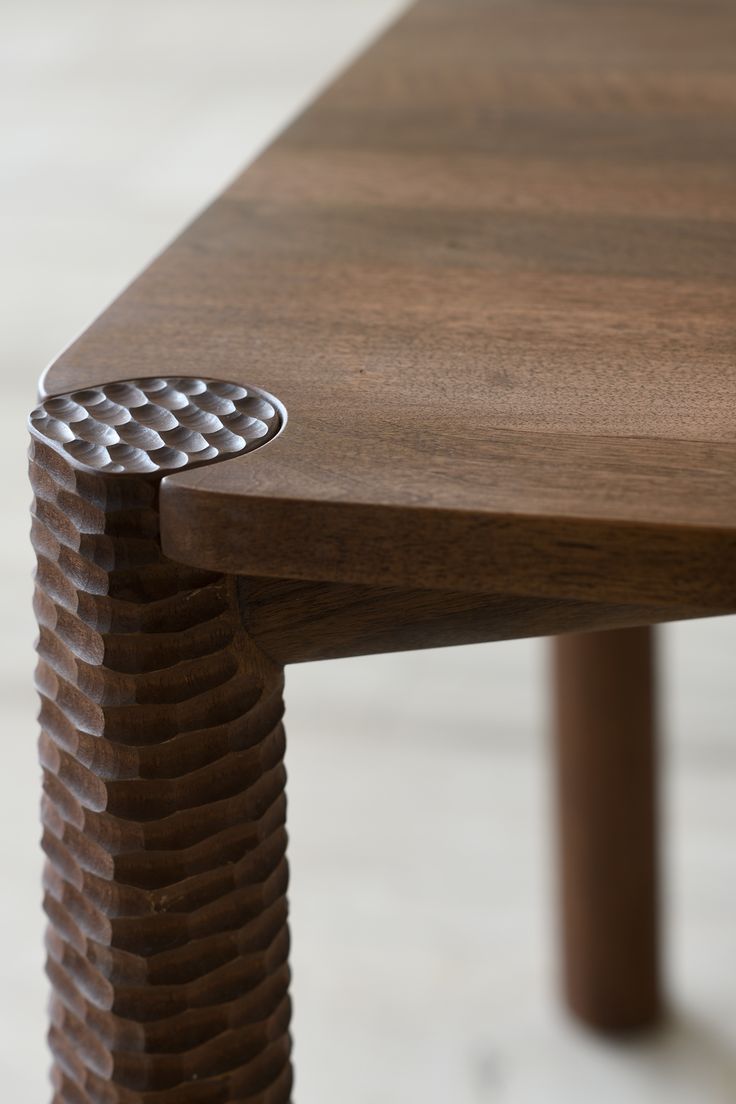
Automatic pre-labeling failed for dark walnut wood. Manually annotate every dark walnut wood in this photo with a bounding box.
[238,576,718,666]
[30,380,291,1104]
[40,0,736,612]
[28,0,736,1090]
[553,628,660,1032]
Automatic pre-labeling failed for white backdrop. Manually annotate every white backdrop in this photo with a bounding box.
[2,3,736,1100]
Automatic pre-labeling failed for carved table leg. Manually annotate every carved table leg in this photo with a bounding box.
[552,626,660,1032]
[29,379,291,1102]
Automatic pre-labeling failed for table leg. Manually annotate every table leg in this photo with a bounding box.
[30,421,292,1101]
[552,626,660,1032]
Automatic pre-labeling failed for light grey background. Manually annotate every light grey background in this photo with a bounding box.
[2,2,736,1100]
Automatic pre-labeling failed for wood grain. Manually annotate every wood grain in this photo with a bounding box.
[238,576,731,665]
[40,0,736,610]
[29,382,291,1103]
[28,0,736,1072]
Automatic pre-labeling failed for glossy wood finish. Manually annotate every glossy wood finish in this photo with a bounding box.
[40,0,736,611]
[553,628,660,1032]
[30,382,292,1103]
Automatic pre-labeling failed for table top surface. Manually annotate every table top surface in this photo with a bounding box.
[42,0,736,608]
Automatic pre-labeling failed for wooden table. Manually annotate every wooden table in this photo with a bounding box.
[30,0,736,1099]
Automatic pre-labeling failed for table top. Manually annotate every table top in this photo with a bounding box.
[42,0,736,611]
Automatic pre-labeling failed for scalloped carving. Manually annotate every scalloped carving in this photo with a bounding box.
[30,377,282,475]
[29,379,291,1103]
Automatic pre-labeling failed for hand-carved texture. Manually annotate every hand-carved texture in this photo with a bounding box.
[30,377,281,474]
[29,380,291,1103]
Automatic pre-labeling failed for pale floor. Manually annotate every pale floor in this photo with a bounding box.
[2,2,736,1100]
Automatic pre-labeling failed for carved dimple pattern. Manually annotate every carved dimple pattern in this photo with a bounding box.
[29,381,292,1104]
[30,377,282,474]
